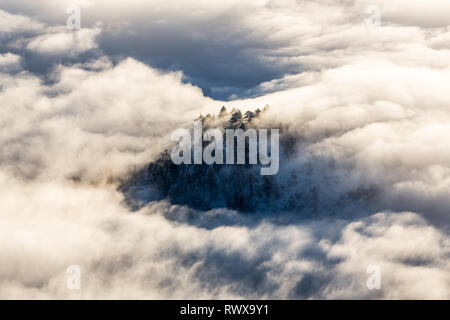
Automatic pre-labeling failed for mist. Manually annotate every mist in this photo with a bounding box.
[0,0,449,299]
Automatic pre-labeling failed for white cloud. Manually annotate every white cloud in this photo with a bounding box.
[0,0,449,299]
[0,8,43,34]
[1,173,448,299]
[0,53,21,73]
[0,57,211,181]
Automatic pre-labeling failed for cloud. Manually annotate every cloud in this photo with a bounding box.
[2,1,450,98]
[364,0,450,28]
[0,53,21,73]
[0,56,211,181]
[26,27,100,57]
[0,8,43,34]
[0,1,449,299]
[1,173,448,299]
